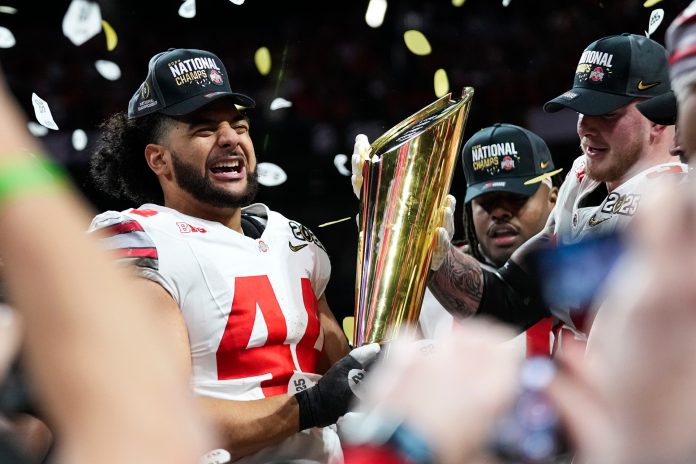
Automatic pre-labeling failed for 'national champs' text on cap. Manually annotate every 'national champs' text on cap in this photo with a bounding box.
[128,48,255,119]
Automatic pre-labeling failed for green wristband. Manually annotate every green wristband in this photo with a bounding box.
[0,157,68,208]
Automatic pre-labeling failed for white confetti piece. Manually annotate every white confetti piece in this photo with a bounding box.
[502,0,511,5]
[270,97,292,111]
[0,26,14,48]
[178,0,196,18]
[257,162,287,187]
[27,122,48,137]
[199,449,231,464]
[72,129,88,151]
[62,0,102,46]
[95,60,121,80]
[333,154,351,176]
[0,6,17,14]
[646,9,664,38]
[318,217,352,228]
[365,0,387,28]
[229,0,245,4]
[31,93,59,131]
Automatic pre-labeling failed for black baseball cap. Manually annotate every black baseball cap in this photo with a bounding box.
[636,90,677,125]
[544,33,669,116]
[462,123,562,203]
[128,48,255,119]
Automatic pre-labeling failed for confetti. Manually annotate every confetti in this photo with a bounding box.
[27,122,48,137]
[199,449,231,464]
[95,60,121,81]
[318,217,352,228]
[342,316,354,342]
[365,0,387,28]
[31,93,59,131]
[643,0,663,7]
[646,9,664,38]
[72,129,88,151]
[257,162,287,186]
[101,19,118,51]
[229,0,245,4]
[254,47,271,76]
[403,30,432,56]
[333,154,351,176]
[0,6,17,14]
[178,0,196,18]
[451,0,465,5]
[502,0,511,6]
[0,26,15,48]
[270,97,292,111]
[434,68,449,97]
[62,0,102,46]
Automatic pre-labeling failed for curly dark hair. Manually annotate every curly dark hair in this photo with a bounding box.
[90,112,175,205]
[463,172,564,264]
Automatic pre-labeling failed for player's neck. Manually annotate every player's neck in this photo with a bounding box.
[165,195,243,233]
[606,149,675,192]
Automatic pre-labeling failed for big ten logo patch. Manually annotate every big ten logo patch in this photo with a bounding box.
[176,222,207,233]
[289,221,326,252]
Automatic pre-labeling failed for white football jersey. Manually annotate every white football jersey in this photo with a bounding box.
[547,156,687,330]
[552,156,687,245]
[90,203,341,463]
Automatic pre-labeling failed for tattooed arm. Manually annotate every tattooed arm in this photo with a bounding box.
[428,226,552,330]
[428,243,484,318]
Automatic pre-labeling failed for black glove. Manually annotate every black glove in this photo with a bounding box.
[296,343,380,430]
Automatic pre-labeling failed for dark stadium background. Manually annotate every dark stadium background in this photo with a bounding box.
[0,0,690,322]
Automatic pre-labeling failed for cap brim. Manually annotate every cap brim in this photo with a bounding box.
[465,177,540,203]
[161,92,256,116]
[543,88,634,116]
[636,91,676,125]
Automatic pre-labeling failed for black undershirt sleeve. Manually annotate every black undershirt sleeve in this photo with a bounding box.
[476,259,550,332]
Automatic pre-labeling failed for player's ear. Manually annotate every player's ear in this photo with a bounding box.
[145,143,170,176]
[548,186,559,205]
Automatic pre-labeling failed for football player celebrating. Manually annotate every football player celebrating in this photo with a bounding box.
[89,48,378,463]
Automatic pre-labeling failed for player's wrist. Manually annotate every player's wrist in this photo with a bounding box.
[295,385,320,430]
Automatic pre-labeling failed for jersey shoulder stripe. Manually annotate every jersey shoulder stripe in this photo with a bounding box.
[90,212,159,271]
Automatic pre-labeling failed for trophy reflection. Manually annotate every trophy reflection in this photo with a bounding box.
[354,88,474,347]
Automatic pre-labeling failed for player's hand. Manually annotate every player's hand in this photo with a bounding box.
[430,194,456,271]
[351,134,371,199]
[296,343,380,430]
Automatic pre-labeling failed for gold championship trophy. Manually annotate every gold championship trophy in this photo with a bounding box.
[354,87,474,346]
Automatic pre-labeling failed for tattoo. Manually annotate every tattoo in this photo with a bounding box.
[428,245,483,317]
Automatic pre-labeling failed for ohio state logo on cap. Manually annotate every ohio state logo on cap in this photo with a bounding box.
[589,67,605,82]
[209,69,223,85]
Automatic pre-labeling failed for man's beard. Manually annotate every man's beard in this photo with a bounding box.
[170,150,259,209]
[584,145,641,183]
